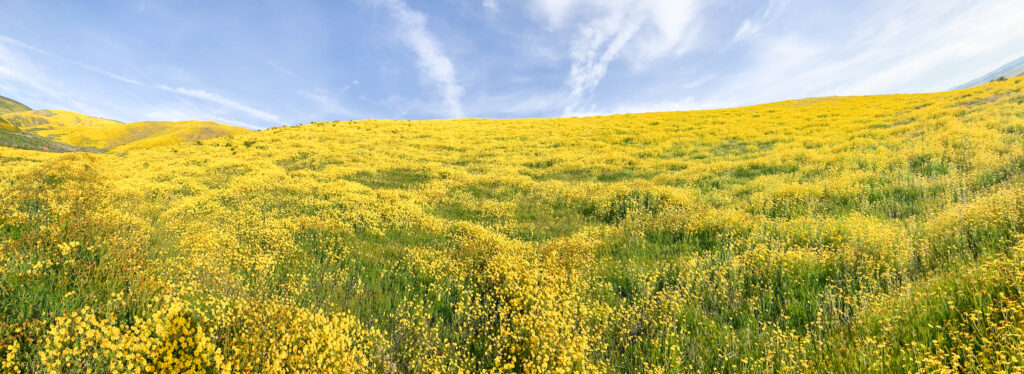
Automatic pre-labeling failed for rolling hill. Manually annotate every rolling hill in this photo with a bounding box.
[0,107,251,152]
[0,94,30,114]
[2,78,1023,372]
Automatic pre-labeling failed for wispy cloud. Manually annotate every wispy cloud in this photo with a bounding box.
[155,85,280,123]
[142,106,253,128]
[527,0,704,115]
[732,19,760,42]
[0,34,279,126]
[732,0,787,42]
[69,61,145,86]
[298,90,353,117]
[0,40,62,99]
[482,0,498,15]
[714,0,1024,106]
[376,0,464,118]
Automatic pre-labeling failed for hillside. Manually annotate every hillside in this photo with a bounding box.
[0,118,16,132]
[2,109,124,131]
[0,130,103,153]
[956,54,1024,89]
[0,109,251,152]
[0,94,30,114]
[2,78,1024,372]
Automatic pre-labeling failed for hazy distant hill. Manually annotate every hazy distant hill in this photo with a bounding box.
[0,94,31,114]
[956,55,1024,89]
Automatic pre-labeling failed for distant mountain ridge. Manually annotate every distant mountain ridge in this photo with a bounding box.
[956,55,1024,89]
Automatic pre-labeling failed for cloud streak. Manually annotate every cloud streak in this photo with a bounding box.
[713,0,1024,107]
[155,85,280,123]
[527,0,703,115]
[732,0,787,42]
[0,34,280,127]
[482,0,498,15]
[376,0,464,118]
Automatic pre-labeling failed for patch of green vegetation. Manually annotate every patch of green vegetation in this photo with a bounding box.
[347,168,432,189]
[0,130,102,153]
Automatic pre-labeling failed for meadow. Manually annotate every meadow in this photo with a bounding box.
[2,78,1024,373]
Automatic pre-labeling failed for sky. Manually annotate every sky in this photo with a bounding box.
[0,0,1023,129]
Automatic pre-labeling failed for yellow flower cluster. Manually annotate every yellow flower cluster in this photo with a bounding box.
[38,298,226,374]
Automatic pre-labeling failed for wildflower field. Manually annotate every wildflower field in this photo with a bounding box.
[2,78,1024,373]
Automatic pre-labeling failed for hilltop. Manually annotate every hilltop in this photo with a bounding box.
[2,78,1024,372]
[0,106,251,153]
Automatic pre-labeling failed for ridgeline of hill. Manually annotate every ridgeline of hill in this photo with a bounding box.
[2,78,1024,372]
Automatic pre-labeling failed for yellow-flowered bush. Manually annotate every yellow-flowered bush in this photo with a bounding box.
[38,298,226,374]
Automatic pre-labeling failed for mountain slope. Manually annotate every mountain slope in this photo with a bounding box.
[2,78,1023,372]
[0,109,251,152]
[956,54,1024,89]
[0,94,30,114]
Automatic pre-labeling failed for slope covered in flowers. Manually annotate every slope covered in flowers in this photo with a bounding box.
[2,78,1024,372]
[0,110,251,152]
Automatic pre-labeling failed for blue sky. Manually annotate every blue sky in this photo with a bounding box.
[0,0,1022,129]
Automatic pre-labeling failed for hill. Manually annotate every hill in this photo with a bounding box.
[956,54,1024,89]
[0,94,30,114]
[0,109,251,152]
[2,78,1024,372]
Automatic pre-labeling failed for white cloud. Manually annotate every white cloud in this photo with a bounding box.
[71,61,145,86]
[839,0,1024,93]
[732,0,787,42]
[156,84,280,123]
[0,40,62,99]
[0,34,278,126]
[714,0,1024,107]
[142,106,254,128]
[732,19,760,42]
[527,0,703,115]
[376,0,464,118]
[299,90,353,117]
[482,0,498,15]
